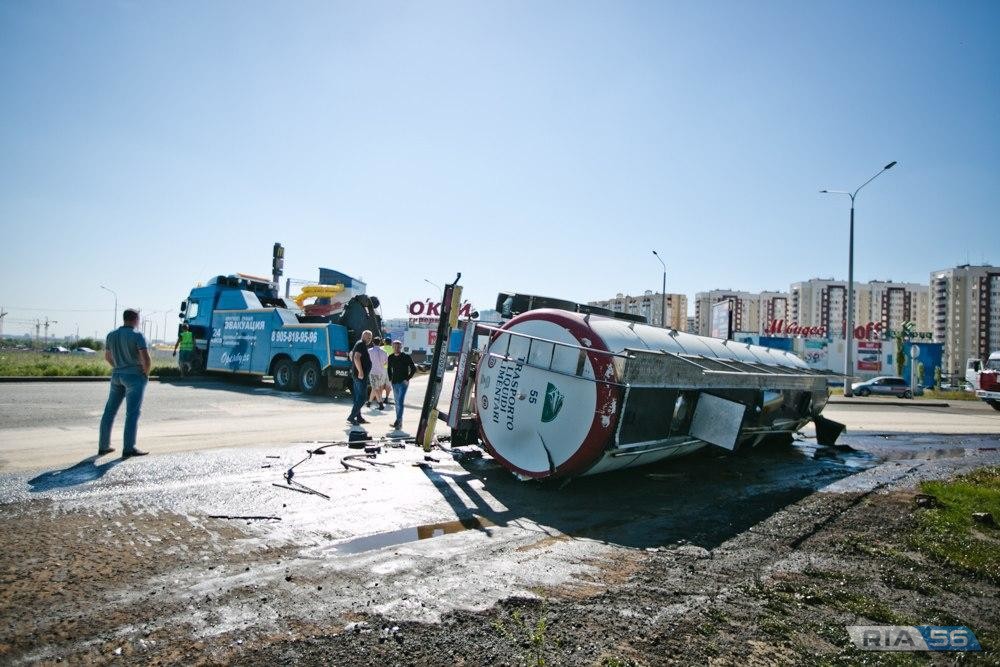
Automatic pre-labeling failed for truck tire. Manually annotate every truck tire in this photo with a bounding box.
[988,400,1000,412]
[298,359,323,395]
[273,358,299,392]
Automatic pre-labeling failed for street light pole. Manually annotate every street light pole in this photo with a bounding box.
[821,161,897,397]
[99,285,118,330]
[652,250,666,328]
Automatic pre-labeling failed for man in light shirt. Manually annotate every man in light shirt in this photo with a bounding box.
[99,308,152,458]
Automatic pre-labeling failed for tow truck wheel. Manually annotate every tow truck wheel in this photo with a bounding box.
[273,358,299,391]
[298,359,323,394]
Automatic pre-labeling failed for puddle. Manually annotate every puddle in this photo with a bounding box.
[333,515,495,555]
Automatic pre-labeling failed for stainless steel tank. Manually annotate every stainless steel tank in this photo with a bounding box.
[474,308,830,479]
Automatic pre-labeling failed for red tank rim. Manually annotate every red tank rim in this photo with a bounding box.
[476,309,620,478]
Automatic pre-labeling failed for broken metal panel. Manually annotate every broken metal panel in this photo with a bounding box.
[689,394,746,451]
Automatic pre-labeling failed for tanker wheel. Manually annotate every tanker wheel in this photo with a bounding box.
[298,359,323,395]
[272,358,299,391]
[989,400,1000,412]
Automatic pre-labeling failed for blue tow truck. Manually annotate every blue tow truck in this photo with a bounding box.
[179,271,383,394]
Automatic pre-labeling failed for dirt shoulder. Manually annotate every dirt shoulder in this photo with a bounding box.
[2,456,997,665]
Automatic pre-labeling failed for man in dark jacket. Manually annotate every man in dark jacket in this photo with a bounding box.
[347,330,373,425]
[386,340,417,430]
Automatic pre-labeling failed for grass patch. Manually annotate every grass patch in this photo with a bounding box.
[921,389,979,401]
[910,467,1000,582]
[493,603,556,666]
[0,351,109,376]
[0,350,182,378]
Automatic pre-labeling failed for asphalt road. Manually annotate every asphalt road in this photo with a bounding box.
[0,378,996,472]
[0,375,440,472]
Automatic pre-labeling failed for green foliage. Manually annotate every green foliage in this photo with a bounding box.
[934,366,942,389]
[493,604,552,667]
[894,332,906,378]
[0,351,110,376]
[916,361,925,386]
[911,467,1000,582]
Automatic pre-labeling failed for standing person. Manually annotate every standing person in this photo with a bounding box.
[386,340,416,430]
[99,309,151,458]
[172,323,194,375]
[347,330,373,425]
[380,338,394,405]
[367,337,390,410]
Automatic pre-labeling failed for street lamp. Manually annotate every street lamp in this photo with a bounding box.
[652,250,666,328]
[423,278,442,292]
[99,285,118,329]
[162,310,173,343]
[820,160,897,396]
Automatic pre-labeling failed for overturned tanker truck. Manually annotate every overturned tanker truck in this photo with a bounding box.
[418,279,845,481]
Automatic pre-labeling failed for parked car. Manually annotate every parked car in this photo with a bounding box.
[73,347,97,354]
[851,376,914,398]
[45,346,70,354]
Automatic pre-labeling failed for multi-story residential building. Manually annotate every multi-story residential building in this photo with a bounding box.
[589,291,688,329]
[758,291,789,332]
[930,264,1000,378]
[694,290,759,336]
[789,278,863,338]
[858,281,931,334]
[686,316,697,334]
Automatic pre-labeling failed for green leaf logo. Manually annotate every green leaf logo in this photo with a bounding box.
[541,382,564,423]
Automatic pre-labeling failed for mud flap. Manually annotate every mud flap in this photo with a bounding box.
[689,394,746,451]
[813,414,846,447]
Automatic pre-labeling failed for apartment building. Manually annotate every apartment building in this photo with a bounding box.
[789,278,860,338]
[930,264,1000,377]
[758,291,790,332]
[858,281,930,334]
[589,291,688,330]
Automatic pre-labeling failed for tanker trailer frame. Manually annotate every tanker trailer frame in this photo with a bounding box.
[415,281,844,480]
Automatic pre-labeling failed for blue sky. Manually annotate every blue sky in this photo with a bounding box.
[1,0,998,340]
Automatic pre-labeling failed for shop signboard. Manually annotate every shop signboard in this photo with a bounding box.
[803,339,829,369]
[710,300,732,340]
[857,341,883,372]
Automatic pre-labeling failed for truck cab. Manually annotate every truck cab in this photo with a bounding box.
[968,352,1000,411]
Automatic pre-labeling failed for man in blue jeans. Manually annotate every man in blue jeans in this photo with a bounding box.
[99,308,152,458]
[347,329,373,425]
[386,340,416,430]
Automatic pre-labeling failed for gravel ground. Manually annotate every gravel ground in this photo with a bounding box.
[1,434,997,665]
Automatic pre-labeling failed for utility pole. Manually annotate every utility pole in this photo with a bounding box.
[34,319,41,347]
[0,306,7,339]
[652,250,667,328]
[43,317,58,345]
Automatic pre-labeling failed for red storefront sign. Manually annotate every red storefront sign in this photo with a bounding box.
[764,320,827,337]
[408,299,474,318]
[765,319,885,340]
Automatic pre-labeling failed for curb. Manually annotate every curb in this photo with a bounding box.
[828,398,950,408]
